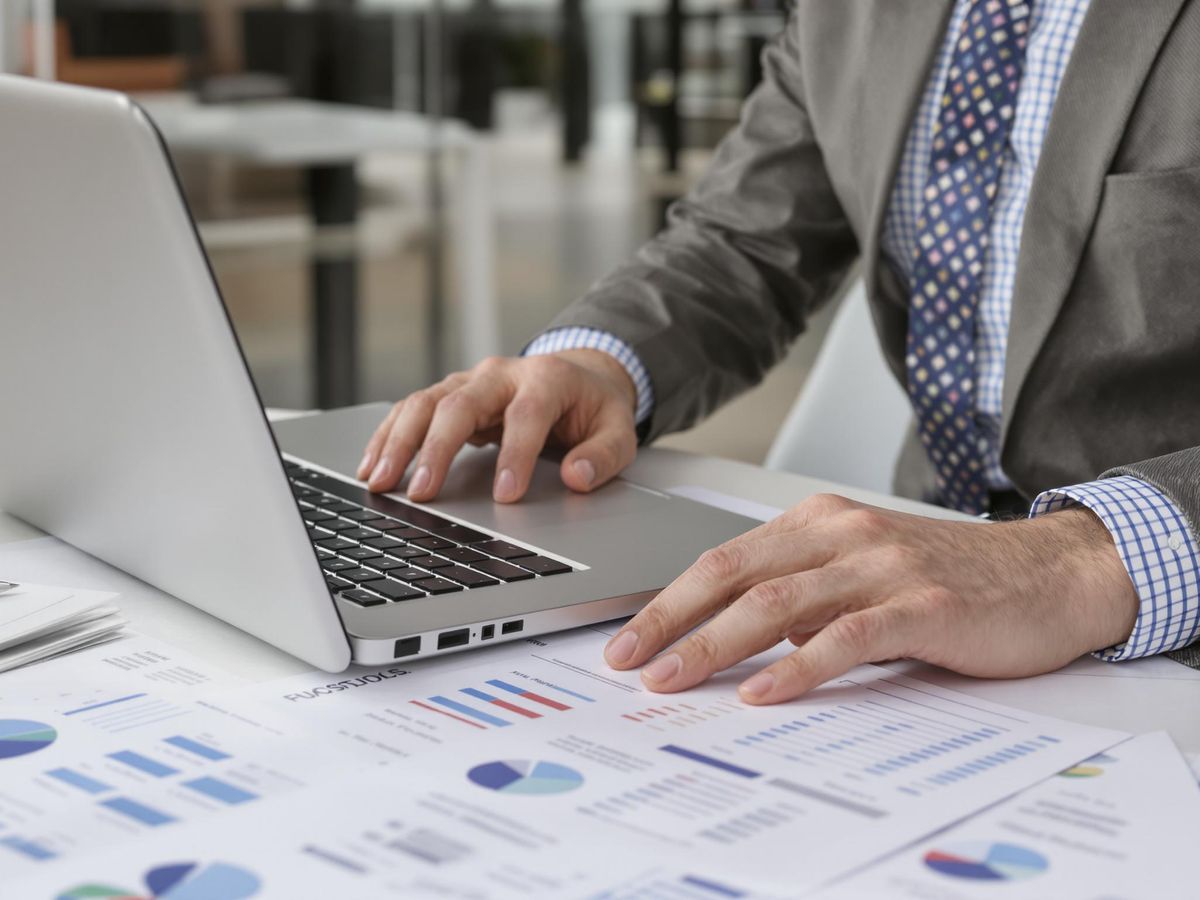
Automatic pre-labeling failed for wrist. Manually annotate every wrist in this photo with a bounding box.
[556,349,638,417]
[1036,508,1139,651]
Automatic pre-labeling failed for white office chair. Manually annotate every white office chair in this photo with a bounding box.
[765,279,913,495]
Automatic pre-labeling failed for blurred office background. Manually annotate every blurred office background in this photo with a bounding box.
[3,0,842,465]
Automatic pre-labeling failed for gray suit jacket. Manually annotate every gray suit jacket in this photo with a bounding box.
[546,0,1200,534]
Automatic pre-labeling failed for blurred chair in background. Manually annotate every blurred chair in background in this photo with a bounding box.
[766,279,912,496]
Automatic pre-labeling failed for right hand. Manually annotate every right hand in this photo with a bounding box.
[356,350,640,504]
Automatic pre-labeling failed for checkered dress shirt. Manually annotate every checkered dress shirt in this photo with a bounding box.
[525,0,1200,661]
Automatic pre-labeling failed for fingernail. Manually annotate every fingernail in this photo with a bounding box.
[357,452,373,479]
[494,468,517,501]
[408,465,431,497]
[642,652,682,685]
[369,458,392,487]
[573,458,596,487]
[605,630,638,666]
[739,672,775,700]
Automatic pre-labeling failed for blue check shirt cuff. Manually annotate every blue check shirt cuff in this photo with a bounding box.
[523,327,655,425]
[1031,476,1200,661]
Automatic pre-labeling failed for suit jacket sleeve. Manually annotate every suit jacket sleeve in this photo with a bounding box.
[542,16,859,443]
[1106,449,1200,545]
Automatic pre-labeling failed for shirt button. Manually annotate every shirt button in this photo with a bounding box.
[1167,533,1185,553]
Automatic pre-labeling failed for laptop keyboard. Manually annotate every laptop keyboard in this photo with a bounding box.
[284,461,573,608]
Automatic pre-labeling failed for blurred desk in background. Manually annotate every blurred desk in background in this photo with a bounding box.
[140,96,499,408]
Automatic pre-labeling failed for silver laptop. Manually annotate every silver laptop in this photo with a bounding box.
[0,76,756,672]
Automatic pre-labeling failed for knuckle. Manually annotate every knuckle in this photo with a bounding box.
[695,545,743,584]
[840,507,888,538]
[436,390,475,416]
[474,355,508,377]
[803,493,854,518]
[829,613,878,656]
[407,389,439,416]
[525,354,569,381]
[742,580,795,621]
[683,630,724,669]
[507,392,551,423]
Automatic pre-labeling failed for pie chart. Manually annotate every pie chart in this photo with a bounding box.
[468,759,584,796]
[1060,751,1117,778]
[924,842,1048,882]
[57,861,261,900]
[0,719,58,759]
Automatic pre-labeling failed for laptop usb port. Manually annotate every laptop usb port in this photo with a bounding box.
[501,619,524,635]
[437,628,470,650]
[481,624,495,640]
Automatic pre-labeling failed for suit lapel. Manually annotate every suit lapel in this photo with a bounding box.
[1000,0,1189,436]
[859,0,954,308]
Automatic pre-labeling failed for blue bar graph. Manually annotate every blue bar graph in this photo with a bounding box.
[100,797,176,827]
[659,745,762,779]
[46,767,111,794]
[165,736,230,761]
[429,695,510,727]
[182,776,258,806]
[0,835,57,860]
[108,750,178,778]
[63,693,148,716]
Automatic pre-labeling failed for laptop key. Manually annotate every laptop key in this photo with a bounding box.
[384,526,432,541]
[406,555,453,569]
[371,519,411,532]
[316,548,335,560]
[302,510,336,524]
[326,575,352,592]
[410,536,455,551]
[516,555,572,576]
[370,580,427,602]
[470,558,536,582]
[323,559,357,573]
[344,509,385,522]
[342,547,383,562]
[439,565,500,588]
[321,501,359,514]
[428,524,492,544]
[413,577,463,595]
[322,519,360,533]
[439,546,488,564]
[315,537,356,552]
[340,528,380,542]
[475,540,535,560]
[362,536,405,551]
[342,568,386,584]
[388,568,432,582]
[385,547,428,561]
[367,557,416,572]
[342,589,386,607]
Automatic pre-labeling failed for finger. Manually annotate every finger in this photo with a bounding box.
[738,605,913,705]
[358,402,402,480]
[367,390,441,492]
[640,564,864,693]
[604,528,839,671]
[493,386,562,502]
[409,379,511,501]
[560,407,637,494]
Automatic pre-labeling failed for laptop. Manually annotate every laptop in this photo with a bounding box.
[0,76,757,672]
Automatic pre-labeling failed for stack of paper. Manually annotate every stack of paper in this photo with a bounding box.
[0,582,124,672]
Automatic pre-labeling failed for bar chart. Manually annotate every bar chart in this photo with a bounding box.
[409,674,592,731]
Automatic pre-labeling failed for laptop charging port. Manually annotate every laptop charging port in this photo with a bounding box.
[437,628,470,650]
[501,619,524,635]
[481,624,495,640]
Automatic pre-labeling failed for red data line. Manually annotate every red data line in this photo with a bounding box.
[410,699,487,729]
[488,699,542,719]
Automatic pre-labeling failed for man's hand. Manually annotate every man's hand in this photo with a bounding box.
[357,350,639,503]
[603,494,1139,704]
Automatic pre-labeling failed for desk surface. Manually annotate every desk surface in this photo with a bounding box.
[2,446,1196,750]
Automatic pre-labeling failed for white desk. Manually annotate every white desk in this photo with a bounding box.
[2,447,1197,751]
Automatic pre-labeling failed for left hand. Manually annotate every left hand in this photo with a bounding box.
[603,494,1139,704]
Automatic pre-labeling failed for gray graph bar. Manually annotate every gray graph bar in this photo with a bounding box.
[768,778,888,819]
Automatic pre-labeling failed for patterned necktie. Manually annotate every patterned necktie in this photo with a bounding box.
[906,0,1032,513]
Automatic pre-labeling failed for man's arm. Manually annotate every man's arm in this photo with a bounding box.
[542,13,859,444]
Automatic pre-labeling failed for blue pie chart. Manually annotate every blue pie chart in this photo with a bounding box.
[0,719,57,759]
[468,759,584,795]
[57,861,261,900]
[924,841,1048,882]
